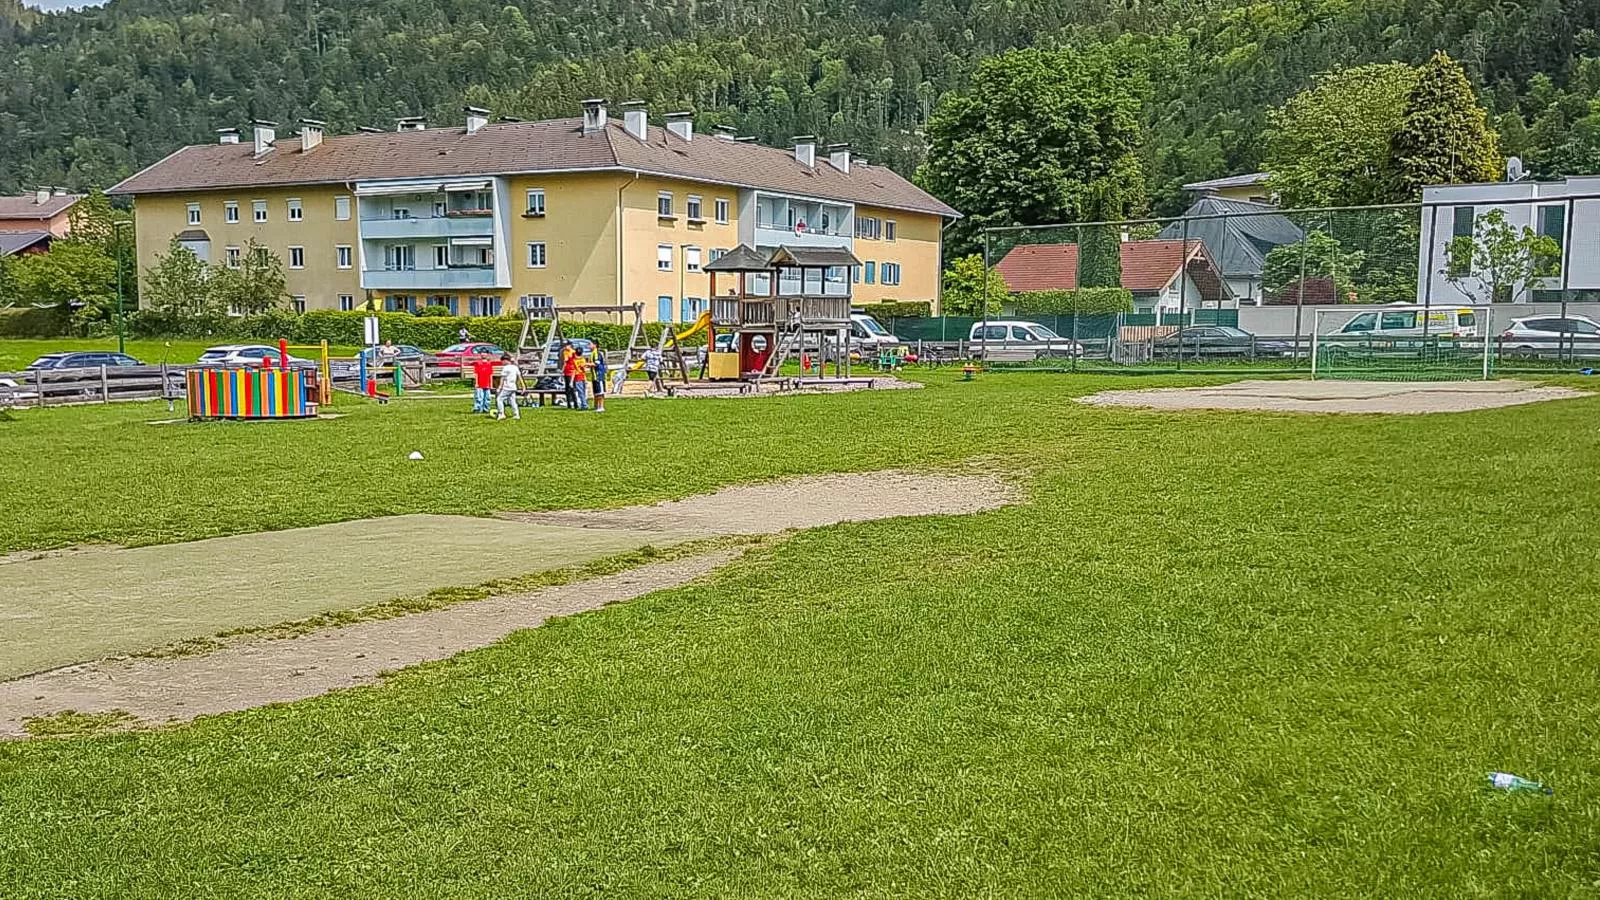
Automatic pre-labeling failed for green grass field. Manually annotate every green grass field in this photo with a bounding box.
[2,373,1599,895]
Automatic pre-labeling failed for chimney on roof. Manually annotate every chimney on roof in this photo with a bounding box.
[53,187,66,196]
[793,135,816,168]
[581,99,608,135]
[251,120,277,157]
[299,118,325,152]
[217,127,241,145]
[665,111,694,142]
[827,143,851,174]
[465,106,490,135]
[396,116,425,132]
[34,188,49,205]
[713,125,736,142]
[621,101,647,141]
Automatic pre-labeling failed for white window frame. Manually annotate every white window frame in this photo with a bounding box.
[433,245,449,269]
[287,198,303,222]
[715,197,730,224]
[252,200,268,223]
[338,294,354,311]
[334,195,351,221]
[657,192,674,218]
[288,246,305,269]
[291,295,307,314]
[687,195,703,222]
[224,201,239,224]
[225,246,241,269]
[657,243,673,271]
[186,202,201,225]
[685,246,702,272]
[527,241,546,268]
[525,188,546,217]
[885,220,897,242]
[336,245,352,269]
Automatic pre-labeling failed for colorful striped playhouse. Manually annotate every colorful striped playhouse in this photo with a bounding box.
[187,367,318,419]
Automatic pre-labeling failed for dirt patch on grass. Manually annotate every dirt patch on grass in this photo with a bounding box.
[0,469,1017,738]
[1078,379,1587,415]
[0,552,738,738]
[504,470,1016,535]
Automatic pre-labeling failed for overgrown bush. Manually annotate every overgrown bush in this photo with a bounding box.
[0,306,72,337]
[863,301,932,324]
[1011,287,1134,315]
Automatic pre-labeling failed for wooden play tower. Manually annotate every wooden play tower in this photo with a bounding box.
[703,244,860,382]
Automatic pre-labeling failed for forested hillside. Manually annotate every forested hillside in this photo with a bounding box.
[1,0,1597,212]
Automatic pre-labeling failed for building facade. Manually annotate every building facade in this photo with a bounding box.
[1417,176,1594,305]
[111,106,956,321]
[0,191,81,239]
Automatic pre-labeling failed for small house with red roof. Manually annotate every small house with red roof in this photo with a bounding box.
[993,239,1236,313]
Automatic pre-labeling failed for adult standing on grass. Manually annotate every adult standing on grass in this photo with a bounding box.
[495,353,521,421]
[470,355,495,414]
[643,345,663,393]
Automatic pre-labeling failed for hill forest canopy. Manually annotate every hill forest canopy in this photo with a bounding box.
[0,0,1598,219]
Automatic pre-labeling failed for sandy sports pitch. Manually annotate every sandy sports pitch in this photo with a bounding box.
[1078,379,1588,415]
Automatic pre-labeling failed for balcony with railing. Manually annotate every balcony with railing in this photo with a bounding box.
[362,266,499,290]
[360,215,494,240]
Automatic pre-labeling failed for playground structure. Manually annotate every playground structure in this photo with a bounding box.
[187,340,330,420]
[703,243,859,382]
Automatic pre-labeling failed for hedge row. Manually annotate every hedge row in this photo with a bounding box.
[0,306,72,338]
[119,309,676,351]
[863,300,933,322]
[1011,288,1134,315]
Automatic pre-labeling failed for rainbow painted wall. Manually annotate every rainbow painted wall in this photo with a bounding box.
[187,368,317,419]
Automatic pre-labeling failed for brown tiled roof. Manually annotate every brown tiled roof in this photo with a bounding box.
[0,194,81,220]
[0,231,53,257]
[995,240,1227,295]
[108,118,959,218]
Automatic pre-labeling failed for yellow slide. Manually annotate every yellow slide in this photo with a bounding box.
[627,311,713,371]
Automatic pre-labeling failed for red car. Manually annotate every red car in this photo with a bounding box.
[434,342,504,370]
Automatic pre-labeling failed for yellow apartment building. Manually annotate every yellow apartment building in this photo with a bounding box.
[110,103,959,322]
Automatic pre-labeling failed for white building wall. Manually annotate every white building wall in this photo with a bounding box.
[1418,177,1600,304]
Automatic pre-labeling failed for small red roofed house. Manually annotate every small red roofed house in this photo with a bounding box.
[994,239,1235,313]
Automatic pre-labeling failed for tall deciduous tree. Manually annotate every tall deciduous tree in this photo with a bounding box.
[1264,63,1418,208]
[5,241,118,326]
[1387,51,1501,198]
[209,240,287,316]
[918,47,1147,259]
[1443,209,1561,305]
[940,254,1007,316]
[142,239,214,317]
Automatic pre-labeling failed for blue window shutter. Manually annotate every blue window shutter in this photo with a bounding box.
[865,261,876,284]
[658,296,674,322]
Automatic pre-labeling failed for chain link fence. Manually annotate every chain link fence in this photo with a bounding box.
[884,196,1595,376]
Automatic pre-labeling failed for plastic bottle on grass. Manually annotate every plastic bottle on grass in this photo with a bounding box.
[1486,772,1551,795]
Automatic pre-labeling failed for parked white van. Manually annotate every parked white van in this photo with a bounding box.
[1336,306,1478,339]
[968,320,1085,360]
[849,313,902,353]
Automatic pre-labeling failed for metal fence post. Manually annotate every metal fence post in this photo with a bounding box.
[1177,217,1189,372]
[100,364,109,403]
[1560,197,1575,364]
[1293,214,1309,362]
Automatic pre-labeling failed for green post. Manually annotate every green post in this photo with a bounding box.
[114,220,128,354]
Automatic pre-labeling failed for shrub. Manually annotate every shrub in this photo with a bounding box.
[417,305,454,317]
[0,305,72,338]
[863,301,932,324]
[1011,287,1134,315]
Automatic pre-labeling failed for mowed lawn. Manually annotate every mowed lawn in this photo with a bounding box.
[3,374,1600,895]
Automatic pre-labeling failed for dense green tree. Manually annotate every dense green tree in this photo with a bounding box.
[210,241,287,316]
[142,239,214,317]
[918,47,1146,258]
[940,254,1006,316]
[1261,231,1363,304]
[1264,64,1419,208]
[1387,52,1502,198]
[1076,184,1125,289]
[4,242,118,327]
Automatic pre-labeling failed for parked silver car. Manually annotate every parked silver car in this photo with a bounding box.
[1500,315,1600,358]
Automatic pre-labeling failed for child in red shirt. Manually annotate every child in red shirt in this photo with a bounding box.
[471,356,496,413]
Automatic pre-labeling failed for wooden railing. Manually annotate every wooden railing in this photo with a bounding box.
[777,295,852,324]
